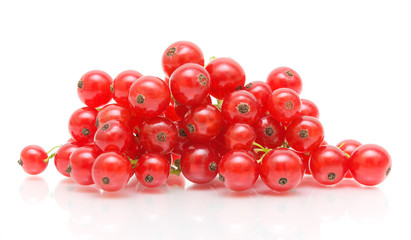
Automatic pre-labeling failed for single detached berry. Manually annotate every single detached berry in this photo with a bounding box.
[170,63,211,106]
[162,41,204,77]
[224,123,256,151]
[68,107,99,144]
[94,120,133,153]
[19,145,48,175]
[68,146,101,185]
[266,67,302,94]
[92,152,132,192]
[268,88,302,123]
[221,90,260,125]
[206,57,246,99]
[135,153,170,188]
[310,145,348,185]
[286,116,324,153]
[349,144,391,186]
[77,70,113,107]
[218,150,259,191]
[140,116,178,154]
[184,104,223,142]
[112,70,143,107]
[180,143,219,184]
[128,75,171,119]
[260,148,305,192]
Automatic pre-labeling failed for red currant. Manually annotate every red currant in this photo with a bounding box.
[68,146,100,185]
[221,90,260,125]
[349,144,391,186]
[77,70,113,107]
[68,107,98,144]
[206,57,245,99]
[224,123,256,151]
[337,139,361,178]
[55,142,81,177]
[310,145,348,185]
[218,150,259,191]
[128,76,171,119]
[135,153,170,188]
[19,145,48,175]
[286,116,324,153]
[266,67,302,94]
[170,63,211,106]
[300,99,319,118]
[253,114,285,148]
[92,152,132,192]
[112,70,143,107]
[184,104,223,142]
[94,120,133,153]
[96,104,136,129]
[162,41,204,77]
[260,148,304,192]
[180,143,219,184]
[268,88,301,123]
[245,81,272,114]
[140,116,178,154]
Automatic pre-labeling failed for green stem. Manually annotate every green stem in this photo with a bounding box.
[43,152,56,163]
[252,142,265,150]
[46,145,61,154]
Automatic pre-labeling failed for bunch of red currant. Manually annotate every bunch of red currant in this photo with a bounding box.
[18,41,392,192]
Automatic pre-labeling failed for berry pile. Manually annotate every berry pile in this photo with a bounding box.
[18,41,392,192]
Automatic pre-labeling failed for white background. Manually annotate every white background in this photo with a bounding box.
[0,0,410,239]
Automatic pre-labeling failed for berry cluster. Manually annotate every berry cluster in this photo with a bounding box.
[19,41,392,192]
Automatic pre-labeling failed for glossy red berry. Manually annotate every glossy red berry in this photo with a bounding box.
[206,57,246,99]
[266,67,302,94]
[310,145,348,185]
[180,143,219,184]
[92,152,132,192]
[140,116,178,154]
[224,123,256,151]
[162,41,204,77]
[164,103,180,122]
[170,63,211,106]
[300,99,320,118]
[349,144,391,186]
[184,104,223,142]
[77,70,113,107]
[68,146,100,185]
[218,150,259,191]
[286,116,324,153]
[221,90,260,125]
[268,88,301,123]
[68,107,98,144]
[94,120,133,153]
[173,120,190,155]
[96,104,136,129]
[253,114,286,149]
[112,70,143,107]
[260,149,304,192]
[19,145,48,175]
[245,81,272,114]
[135,153,170,188]
[54,142,81,177]
[128,76,171,119]
[337,139,361,178]
[174,96,212,119]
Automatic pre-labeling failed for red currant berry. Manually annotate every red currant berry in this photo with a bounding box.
[224,123,256,151]
[96,104,136,129]
[162,41,204,77]
[286,116,324,153]
[245,81,272,114]
[349,144,391,186]
[173,120,190,155]
[19,145,48,175]
[112,70,143,107]
[260,148,304,192]
[68,107,98,144]
[92,152,132,192]
[180,143,219,184]
[221,90,260,125]
[140,116,178,154]
[77,70,113,107]
[310,145,348,185]
[253,114,286,148]
[218,150,259,191]
[128,76,171,119]
[266,67,302,94]
[206,57,246,99]
[337,139,361,178]
[55,142,81,177]
[68,146,100,185]
[183,104,223,142]
[268,88,301,123]
[300,99,319,118]
[164,103,180,122]
[174,96,212,119]
[293,150,311,174]
[135,153,170,188]
[170,63,211,106]
[94,120,133,153]
[125,134,147,160]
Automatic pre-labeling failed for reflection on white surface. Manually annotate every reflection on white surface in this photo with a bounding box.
[19,175,389,239]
